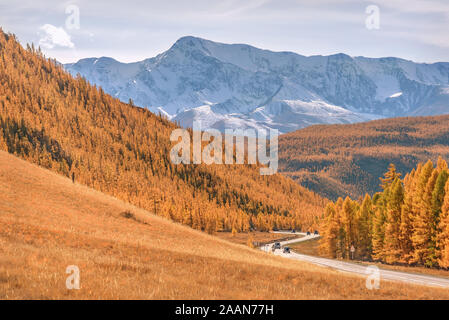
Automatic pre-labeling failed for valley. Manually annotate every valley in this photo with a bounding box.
[1,24,449,301]
[2,150,449,299]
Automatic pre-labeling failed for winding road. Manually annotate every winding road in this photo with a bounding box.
[260,232,449,289]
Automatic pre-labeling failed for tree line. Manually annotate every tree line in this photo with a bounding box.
[320,159,449,268]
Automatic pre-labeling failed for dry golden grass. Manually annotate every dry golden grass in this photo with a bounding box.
[1,150,449,300]
[290,238,322,257]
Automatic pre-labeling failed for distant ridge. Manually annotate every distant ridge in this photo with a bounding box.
[278,114,449,200]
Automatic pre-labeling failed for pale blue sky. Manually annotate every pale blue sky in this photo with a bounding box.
[1,0,448,63]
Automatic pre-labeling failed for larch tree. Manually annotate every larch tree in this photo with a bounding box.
[380,163,401,190]
[399,171,416,264]
[437,156,448,172]
[358,194,373,259]
[371,193,387,262]
[341,197,357,259]
[411,162,437,266]
[335,197,346,258]
[383,178,404,264]
[437,180,449,268]
[319,203,339,258]
[428,169,449,266]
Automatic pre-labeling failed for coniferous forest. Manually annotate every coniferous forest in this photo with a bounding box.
[279,117,449,200]
[320,159,449,269]
[0,30,326,233]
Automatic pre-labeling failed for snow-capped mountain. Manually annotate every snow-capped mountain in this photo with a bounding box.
[65,36,449,133]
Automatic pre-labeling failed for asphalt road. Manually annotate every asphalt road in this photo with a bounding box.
[260,233,449,289]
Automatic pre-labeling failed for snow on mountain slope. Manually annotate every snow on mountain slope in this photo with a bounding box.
[65,36,449,133]
[411,86,449,116]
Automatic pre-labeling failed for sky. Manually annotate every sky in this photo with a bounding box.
[1,0,448,64]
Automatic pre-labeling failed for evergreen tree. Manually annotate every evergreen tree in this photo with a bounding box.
[372,192,387,262]
[437,156,448,172]
[380,164,401,190]
[383,178,404,264]
[399,171,416,264]
[411,161,436,266]
[319,203,339,258]
[437,180,449,268]
[428,169,449,266]
[334,197,346,258]
[341,197,357,259]
[358,194,373,259]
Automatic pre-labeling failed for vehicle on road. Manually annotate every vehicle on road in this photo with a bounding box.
[314,230,319,235]
[260,229,449,289]
[292,229,296,233]
[306,231,311,236]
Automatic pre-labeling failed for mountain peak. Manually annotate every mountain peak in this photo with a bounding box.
[175,35,206,43]
[171,36,210,51]
[69,56,120,67]
[328,53,353,61]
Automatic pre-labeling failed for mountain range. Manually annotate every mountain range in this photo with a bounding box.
[65,36,449,133]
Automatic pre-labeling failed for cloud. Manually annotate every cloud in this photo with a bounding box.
[38,24,74,49]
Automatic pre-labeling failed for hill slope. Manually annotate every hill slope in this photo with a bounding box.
[65,36,449,133]
[279,115,449,200]
[2,150,449,299]
[0,29,324,232]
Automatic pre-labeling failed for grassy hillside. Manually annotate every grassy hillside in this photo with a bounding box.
[279,116,449,200]
[0,29,325,232]
[2,150,449,299]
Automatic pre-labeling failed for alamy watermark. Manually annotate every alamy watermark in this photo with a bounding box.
[66,265,80,290]
[65,4,81,30]
[365,5,380,30]
[170,122,278,175]
[365,265,380,290]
